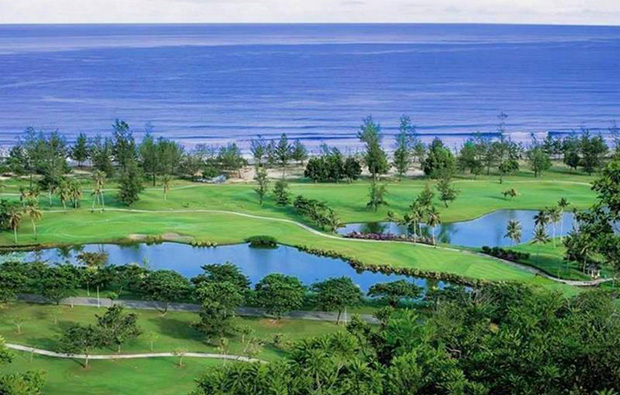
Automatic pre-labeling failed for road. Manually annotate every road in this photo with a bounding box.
[18,294,380,324]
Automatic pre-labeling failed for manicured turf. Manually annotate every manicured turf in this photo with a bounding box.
[1,354,221,395]
[0,302,341,394]
[0,166,595,289]
[0,303,341,361]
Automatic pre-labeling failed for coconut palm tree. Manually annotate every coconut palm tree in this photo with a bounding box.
[69,180,82,208]
[547,207,562,248]
[531,225,550,264]
[504,220,522,246]
[57,181,70,212]
[534,209,550,229]
[24,200,42,240]
[29,186,40,203]
[92,170,106,212]
[7,205,22,244]
[557,198,570,241]
[410,202,426,240]
[426,206,441,246]
[18,187,28,208]
[162,174,172,201]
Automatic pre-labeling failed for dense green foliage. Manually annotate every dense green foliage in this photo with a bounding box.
[193,284,620,395]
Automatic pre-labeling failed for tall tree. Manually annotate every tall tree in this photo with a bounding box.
[254,167,270,206]
[89,135,115,177]
[557,198,570,241]
[139,131,159,185]
[527,144,551,177]
[392,115,414,180]
[194,282,244,338]
[58,324,101,368]
[358,116,389,180]
[250,135,268,167]
[117,161,144,206]
[218,143,247,178]
[91,170,106,211]
[112,119,137,172]
[7,204,21,244]
[273,180,291,206]
[274,134,292,177]
[435,174,459,207]
[96,305,141,352]
[141,270,191,315]
[367,180,388,212]
[422,138,456,178]
[291,139,308,165]
[24,200,42,240]
[71,132,89,167]
[531,225,550,263]
[505,220,522,246]
[426,205,441,246]
[311,277,363,324]
[255,274,305,320]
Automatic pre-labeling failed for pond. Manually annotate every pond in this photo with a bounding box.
[16,243,442,293]
[337,210,576,248]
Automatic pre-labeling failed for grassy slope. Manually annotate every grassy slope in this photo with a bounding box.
[0,303,340,361]
[1,356,220,395]
[0,303,341,394]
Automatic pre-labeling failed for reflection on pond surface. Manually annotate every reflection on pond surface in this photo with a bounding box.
[19,243,445,293]
[337,210,576,248]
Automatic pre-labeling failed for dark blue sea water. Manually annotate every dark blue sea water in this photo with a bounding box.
[0,24,619,149]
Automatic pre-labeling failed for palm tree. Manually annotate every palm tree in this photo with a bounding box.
[531,225,550,264]
[504,220,522,246]
[7,205,22,244]
[92,171,106,212]
[19,187,28,207]
[557,198,570,241]
[426,206,441,246]
[57,181,70,211]
[24,201,42,240]
[325,208,342,233]
[29,186,40,203]
[162,174,172,201]
[547,207,561,248]
[534,209,550,229]
[69,180,82,208]
[410,202,426,240]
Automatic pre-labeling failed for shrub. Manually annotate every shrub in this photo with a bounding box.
[481,246,530,261]
[246,235,278,249]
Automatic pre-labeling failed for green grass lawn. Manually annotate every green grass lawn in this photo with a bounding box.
[1,354,221,395]
[0,302,341,394]
[3,165,596,224]
[0,303,341,361]
[0,166,596,290]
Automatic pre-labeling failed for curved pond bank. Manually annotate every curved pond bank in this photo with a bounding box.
[337,210,576,248]
[14,243,443,293]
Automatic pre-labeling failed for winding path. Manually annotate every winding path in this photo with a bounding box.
[6,343,265,363]
[44,207,612,287]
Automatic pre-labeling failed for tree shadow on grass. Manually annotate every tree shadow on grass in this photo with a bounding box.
[148,316,203,343]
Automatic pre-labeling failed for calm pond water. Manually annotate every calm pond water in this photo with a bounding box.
[337,210,576,248]
[19,243,433,292]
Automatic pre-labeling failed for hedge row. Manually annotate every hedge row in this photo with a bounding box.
[344,231,434,246]
[481,246,531,262]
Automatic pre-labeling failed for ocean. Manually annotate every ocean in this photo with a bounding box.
[0,23,618,151]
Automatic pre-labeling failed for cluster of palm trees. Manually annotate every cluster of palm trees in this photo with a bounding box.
[388,199,442,246]
[504,198,571,265]
[6,198,42,244]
